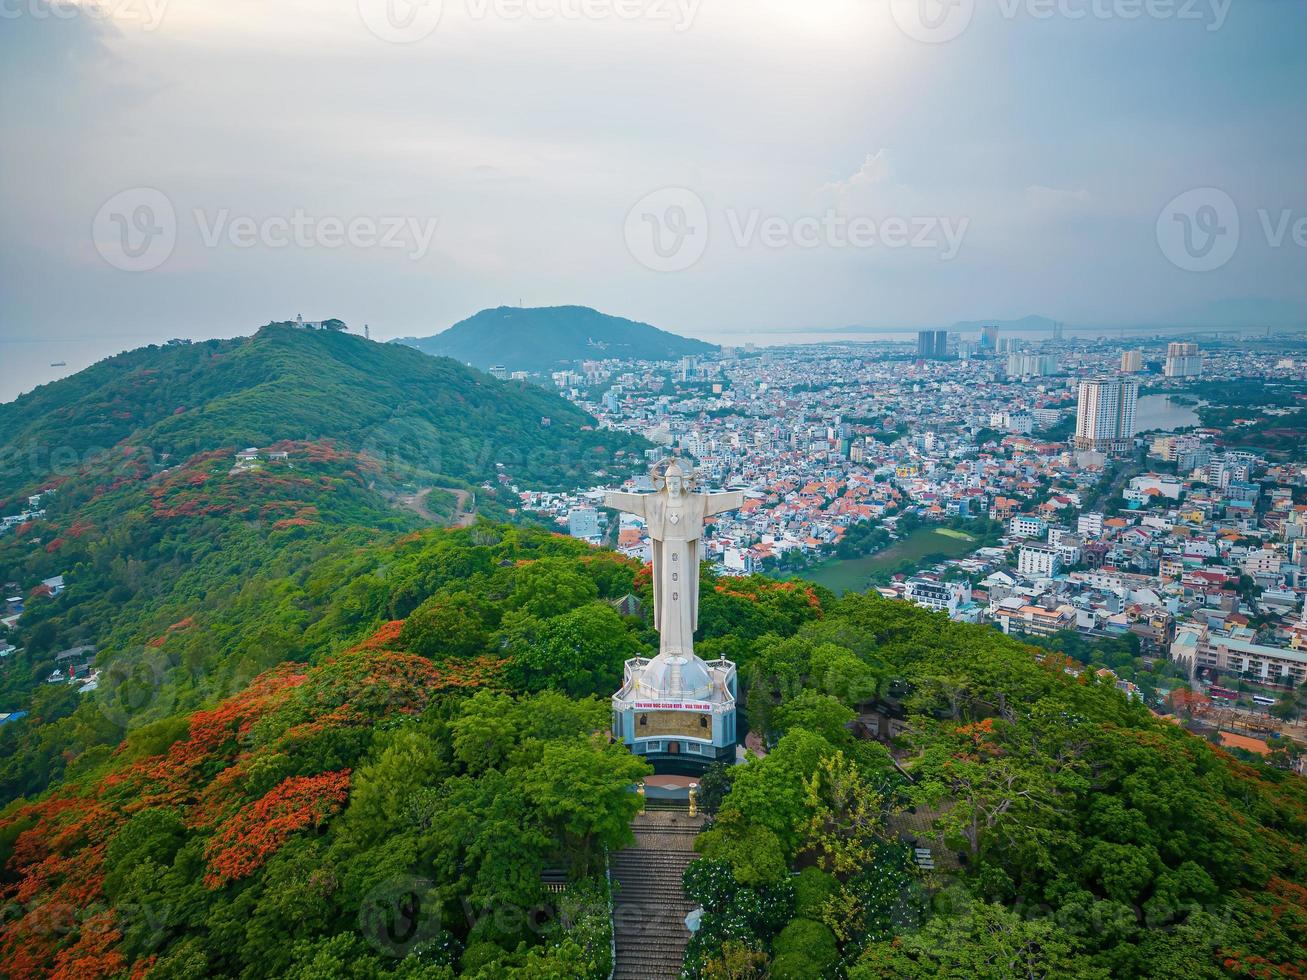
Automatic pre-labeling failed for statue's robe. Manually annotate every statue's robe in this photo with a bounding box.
[604,488,744,657]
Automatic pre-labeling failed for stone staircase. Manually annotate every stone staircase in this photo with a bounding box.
[610,809,704,980]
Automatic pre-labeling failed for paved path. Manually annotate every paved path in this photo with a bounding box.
[610,810,704,980]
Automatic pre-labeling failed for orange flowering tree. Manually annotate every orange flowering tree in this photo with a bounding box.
[203,770,352,887]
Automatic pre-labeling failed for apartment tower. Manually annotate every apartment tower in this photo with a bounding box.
[1074,376,1140,453]
[1164,342,1203,378]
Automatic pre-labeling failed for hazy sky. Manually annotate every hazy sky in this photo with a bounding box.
[1,0,1305,397]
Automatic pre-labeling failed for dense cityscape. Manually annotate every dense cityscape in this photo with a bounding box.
[517,329,1307,764]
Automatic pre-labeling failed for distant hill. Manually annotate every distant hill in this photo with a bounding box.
[0,323,647,504]
[395,305,716,373]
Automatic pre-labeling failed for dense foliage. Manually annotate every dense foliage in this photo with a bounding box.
[1023,629,1190,703]
[0,464,1303,979]
[1,525,658,979]
[680,591,1307,979]
[1171,379,1307,458]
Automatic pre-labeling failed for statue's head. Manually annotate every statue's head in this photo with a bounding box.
[661,458,690,498]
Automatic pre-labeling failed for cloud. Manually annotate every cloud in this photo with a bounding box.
[1,0,1305,372]
[820,150,895,209]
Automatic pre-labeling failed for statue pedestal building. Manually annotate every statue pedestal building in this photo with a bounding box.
[606,460,741,772]
[612,654,738,770]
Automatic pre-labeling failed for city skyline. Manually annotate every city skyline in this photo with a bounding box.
[1,303,1299,405]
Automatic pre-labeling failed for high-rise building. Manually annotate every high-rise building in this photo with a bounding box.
[1121,350,1143,373]
[1164,342,1203,378]
[1006,352,1058,377]
[980,325,1000,351]
[916,330,948,359]
[1074,376,1139,453]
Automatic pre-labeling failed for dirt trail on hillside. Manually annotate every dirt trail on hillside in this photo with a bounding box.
[397,488,475,527]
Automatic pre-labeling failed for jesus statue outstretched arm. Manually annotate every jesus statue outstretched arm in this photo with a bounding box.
[603,491,649,519]
[704,490,744,517]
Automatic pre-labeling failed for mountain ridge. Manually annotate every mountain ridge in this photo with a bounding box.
[394,305,716,373]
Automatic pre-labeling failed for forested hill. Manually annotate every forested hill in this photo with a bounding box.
[0,323,648,504]
[0,325,646,804]
[0,525,1303,978]
[395,305,716,373]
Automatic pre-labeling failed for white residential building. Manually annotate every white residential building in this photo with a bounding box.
[1018,545,1063,580]
[1009,515,1048,539]
[566,508,602,543]
[1171,626,1307,686]
[722,548,757,574]
[1243,549,1282,577]
[1164,342,1203,378]
[1127,475,1184,501]
[1006,352,1058,378]
[989,411,1034,434]
[1047,531,1083,568]
[905,578,972,618]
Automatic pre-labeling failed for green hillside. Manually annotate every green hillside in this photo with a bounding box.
[0,326,647,801]
[0,323,648,506]
[395,305,716,373]
[0,442,421,798]
[0,528,1303,978]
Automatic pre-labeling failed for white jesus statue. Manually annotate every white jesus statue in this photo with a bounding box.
[604,459,743,659]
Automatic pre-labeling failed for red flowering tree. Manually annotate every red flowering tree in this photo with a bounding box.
[203,770,352,887]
